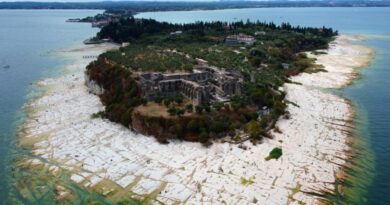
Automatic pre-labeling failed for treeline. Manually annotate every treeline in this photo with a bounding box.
[133,105,261,145]
[98,18,173,42]
[98,17,337,43]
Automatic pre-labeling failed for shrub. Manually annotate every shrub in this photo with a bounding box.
[213,102,223,111]
[231,103,240,111]
[176,108,185,116]
[185,104,193,112]
[174,124,184,138]
[168,107,177,116]
[187,119,200,132]
[195,105,204,114]
[120,109,132,126]
[163,99,171,107]
[174,94,184,104]
[204,105,211,113]
[154,96,163,104]
[245,120,264,140]
[91,111,105,119]
[273,101,287,115]
[265,147,282,161]
[210,121,224,133]
[199,130,211,147]
[240,177,255,186]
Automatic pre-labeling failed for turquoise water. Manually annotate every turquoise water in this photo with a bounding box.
[1,8,389,205]
[137,7,390,205]
[345,38,390,204]
[0,10,101,204]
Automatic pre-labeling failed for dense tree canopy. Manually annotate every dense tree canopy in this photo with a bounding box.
[87,17,337,144]
[98,17,336,44]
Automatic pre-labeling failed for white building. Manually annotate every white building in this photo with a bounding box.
[225,33,256,45]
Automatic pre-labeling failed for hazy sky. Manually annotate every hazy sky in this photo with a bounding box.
[0,0,304,2]
[1,0,224,2]
[3,0,387,3]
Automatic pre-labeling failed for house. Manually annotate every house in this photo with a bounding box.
[92,20,110,28]
[225,33,256,45]
[170,30,183,36]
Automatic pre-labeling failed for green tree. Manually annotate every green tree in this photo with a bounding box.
[176,108,185,116]
[244,120,263,140]
[174,94,184,104]
[273,101,287,115]
[204,105,211,113]
[195,105,204,114]
[168,107,177,116]
[224,104,230,111]
[164,99,171,107]
[155,96,163,104]
[185,104,193,112]
[199,130,209,144]
[213,102,223,111]
[187,119,200,132]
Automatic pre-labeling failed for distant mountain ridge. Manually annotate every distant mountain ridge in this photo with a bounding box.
[1,0,390,11]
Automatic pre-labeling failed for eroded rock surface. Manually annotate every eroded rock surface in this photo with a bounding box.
[21,36,372,204]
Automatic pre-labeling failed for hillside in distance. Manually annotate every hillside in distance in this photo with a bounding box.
[1,0,390,11]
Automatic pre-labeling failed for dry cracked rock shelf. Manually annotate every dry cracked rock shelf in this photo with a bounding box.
[20,35,373,205]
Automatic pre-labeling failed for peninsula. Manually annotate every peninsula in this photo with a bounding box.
[18,13,373,205]
[85,18,336,145]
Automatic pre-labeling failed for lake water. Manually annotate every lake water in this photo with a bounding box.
[0,10,101,204]
[0,7,389,205]
[137,7,390,205]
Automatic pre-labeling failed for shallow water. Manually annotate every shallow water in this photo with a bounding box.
[344,38,390,205]
[1,7,390,205]
[138,7,390,205]
[0,9,101,204]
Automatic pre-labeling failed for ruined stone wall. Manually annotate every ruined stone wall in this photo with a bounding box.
[138,69,242,105]
[158,79,208,105]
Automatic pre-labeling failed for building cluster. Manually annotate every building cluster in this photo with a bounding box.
[138,66,243,105]
[225,33,256,45]
[90,14,123,28]
[170,30,183,36]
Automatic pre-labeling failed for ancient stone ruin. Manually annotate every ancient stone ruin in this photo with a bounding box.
[138,66,243,105]
[225,33,256,45]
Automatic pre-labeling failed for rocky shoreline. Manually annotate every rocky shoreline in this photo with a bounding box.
[18,35,373,204]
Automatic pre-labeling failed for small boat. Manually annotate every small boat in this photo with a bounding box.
[2,58,10,69]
